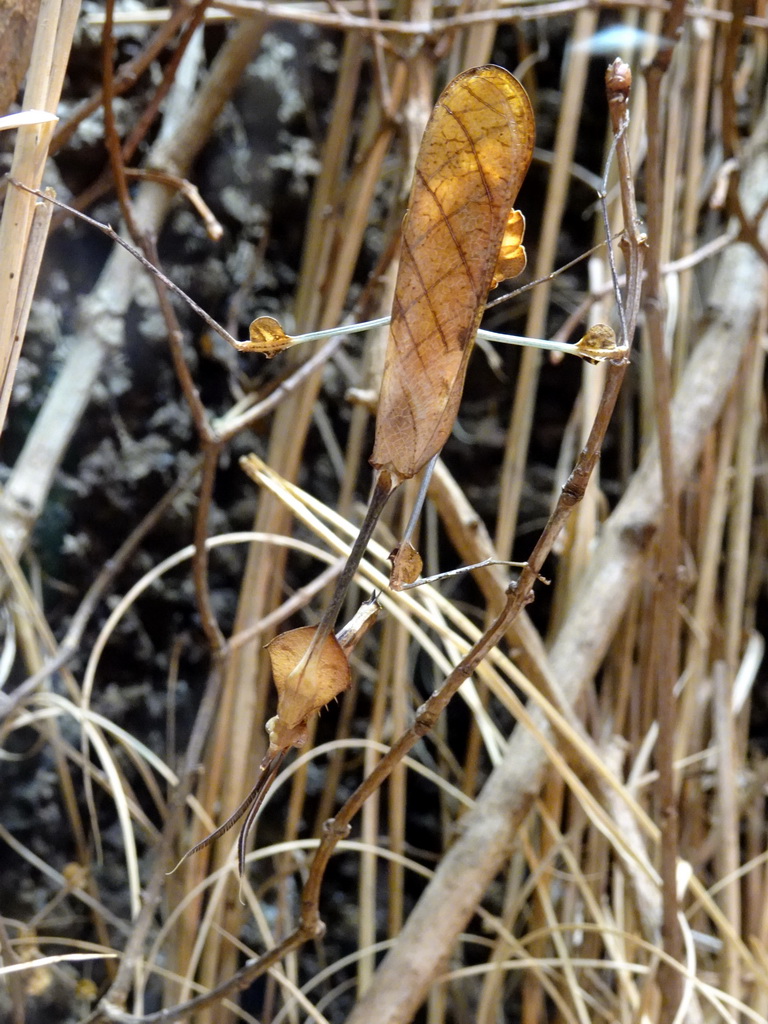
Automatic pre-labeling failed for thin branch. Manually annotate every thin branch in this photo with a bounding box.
[192,445,226,652]
[49,4,191,156]
[101,0,142,238]
[59,0,215,225]
[10,182,244,351]
[168,0,768,36]
[141,235,225,651]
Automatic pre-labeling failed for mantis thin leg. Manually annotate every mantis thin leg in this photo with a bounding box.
[475,328,583,355]
[400,454,439,548]
[287,316,391,345]
[398,558,549,590]
[264,314,615,361]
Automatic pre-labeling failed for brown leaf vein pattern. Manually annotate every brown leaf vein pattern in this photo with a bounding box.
[371,65,534,481]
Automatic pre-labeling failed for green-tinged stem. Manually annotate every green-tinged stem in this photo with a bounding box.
[289,316,391,344]
[475,328,578,355]
[288,315,585,357]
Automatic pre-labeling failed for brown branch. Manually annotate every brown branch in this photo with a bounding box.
[140,235,226,652]
[643,0,688,1012]
[101,0,142,239]
[83,16,224,853]
[124,169,223,241]
[117,2,215,168]
[49,5,190,156]
[104,5,228,659]
[191,444,226,652]
[11,182,245,348]
[57,0,215,226]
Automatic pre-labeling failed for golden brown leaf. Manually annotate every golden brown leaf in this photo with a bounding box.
[370,65,535,482]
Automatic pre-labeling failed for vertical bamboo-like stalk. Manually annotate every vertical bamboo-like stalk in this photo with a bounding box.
[549,256,610,631]
[356,26,436,991]
[521,777,567,1024]
[0,196,53,431]
[494,7,598,570]
[724,331,765,674]
[675,395,738,767]
[713,661,741,1005]
[386,485,417,937]
[642,11,690,1023]
[673,17,717,377]
[0,0,79,429]
[497,16,597,1017]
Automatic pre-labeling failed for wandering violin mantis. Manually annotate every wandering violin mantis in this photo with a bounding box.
[170,64,622,876]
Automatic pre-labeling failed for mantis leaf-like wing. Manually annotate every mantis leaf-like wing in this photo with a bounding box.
[371,65,535,482]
